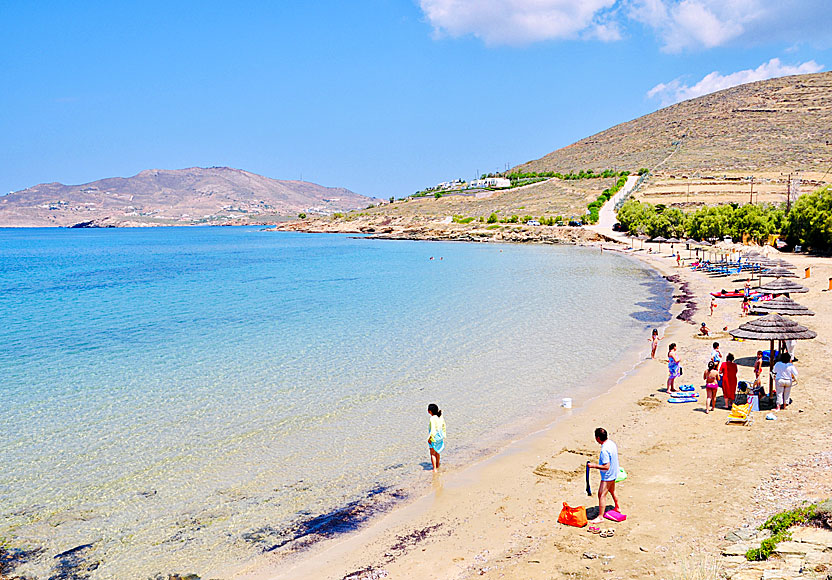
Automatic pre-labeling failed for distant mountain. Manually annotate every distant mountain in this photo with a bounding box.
[0,167,382,227]
[515,71,832,175]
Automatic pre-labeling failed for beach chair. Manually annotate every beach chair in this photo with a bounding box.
[725,402,753,426]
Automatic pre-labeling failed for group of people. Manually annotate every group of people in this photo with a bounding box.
[663,336,800,413]
[702,342,737,413]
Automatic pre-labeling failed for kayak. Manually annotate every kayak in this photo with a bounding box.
[710,291,761,298]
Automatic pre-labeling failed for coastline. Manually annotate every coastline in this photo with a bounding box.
[230,236,832,580]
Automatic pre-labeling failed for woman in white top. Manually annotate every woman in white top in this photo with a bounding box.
[427,403,446,470]
[772,352,798,410]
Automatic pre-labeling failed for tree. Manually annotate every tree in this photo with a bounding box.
[298,213,307,219]
[487,212,498,223]
[783,186,832,250]
[389,196,395,203]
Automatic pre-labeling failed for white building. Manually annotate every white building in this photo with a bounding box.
[470,177,511,189]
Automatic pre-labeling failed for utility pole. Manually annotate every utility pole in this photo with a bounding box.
[749,176,754,205]
[786,173,791,214]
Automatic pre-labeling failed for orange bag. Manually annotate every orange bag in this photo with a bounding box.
[558,502,588,527]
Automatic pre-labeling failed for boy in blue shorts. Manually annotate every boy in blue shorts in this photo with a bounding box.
[588,427,620,523]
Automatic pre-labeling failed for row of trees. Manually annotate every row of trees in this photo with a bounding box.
[615,186,832,251]
[504,169,626,181]
[617,200,786,242]
[586,174,631,223]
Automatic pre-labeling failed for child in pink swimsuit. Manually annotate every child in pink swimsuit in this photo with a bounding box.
[703,361,719,414]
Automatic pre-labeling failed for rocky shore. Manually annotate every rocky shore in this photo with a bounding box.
[267,216,610,244]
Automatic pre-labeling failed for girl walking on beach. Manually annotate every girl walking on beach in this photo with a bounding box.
[667,343,681,393]
[773,353,799,411]
[719,353,738,409]
[704,361,719,413]
[427,403,446,470]
[648,329,662,359]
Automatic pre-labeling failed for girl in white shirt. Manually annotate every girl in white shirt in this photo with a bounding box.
[427,403,446,470]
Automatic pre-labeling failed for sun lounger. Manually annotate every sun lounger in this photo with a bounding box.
[725,402,753,426]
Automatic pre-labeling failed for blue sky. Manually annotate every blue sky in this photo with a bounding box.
[1,0,830,198]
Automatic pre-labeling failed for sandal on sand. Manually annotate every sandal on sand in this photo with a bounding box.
[587,526,601,534]
[600,529,615,538]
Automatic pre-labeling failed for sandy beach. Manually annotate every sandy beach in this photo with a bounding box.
[226,240,832,580]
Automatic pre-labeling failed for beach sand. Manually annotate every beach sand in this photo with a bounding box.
[228,246,832,580]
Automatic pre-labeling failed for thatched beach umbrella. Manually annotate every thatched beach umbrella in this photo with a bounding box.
[758,278,809,296]
[637,234,649,249]
[729,313,817,391]
[685,238,698,259]
[771,259,797,270]
[652,236,667,253]
[750,295,814,317]
[761,267,799,278]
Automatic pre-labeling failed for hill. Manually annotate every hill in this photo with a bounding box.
[0,167,380,227]
[515,71,832,177]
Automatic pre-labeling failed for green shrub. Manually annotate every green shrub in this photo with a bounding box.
[487,213,498,224]
[745,504,818,561]
[486,224,500,230]
[298,213,307,219]
[452,215,474,224]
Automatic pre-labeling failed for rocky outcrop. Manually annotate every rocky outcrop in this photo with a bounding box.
[268,217,608,245]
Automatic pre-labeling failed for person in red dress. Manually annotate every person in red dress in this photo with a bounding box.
[719,353,739,409]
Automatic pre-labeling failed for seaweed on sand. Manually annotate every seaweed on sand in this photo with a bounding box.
[243,486,408,553]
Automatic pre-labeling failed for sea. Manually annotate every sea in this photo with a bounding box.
[0,227,673,579]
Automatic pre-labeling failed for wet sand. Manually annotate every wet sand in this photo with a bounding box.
[228,245,832,580]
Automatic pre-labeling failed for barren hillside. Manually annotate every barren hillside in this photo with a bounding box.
[515,71,832,176]
[0,167,379,227]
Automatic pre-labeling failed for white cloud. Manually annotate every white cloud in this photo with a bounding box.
[629,0,832,52]
[647,58,824,106]
[418,0,618,45]
[418,0,832,50]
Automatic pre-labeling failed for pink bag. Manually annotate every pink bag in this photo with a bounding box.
[603,510,627,522]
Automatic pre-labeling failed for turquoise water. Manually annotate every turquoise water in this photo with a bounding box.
[0,227,671,578]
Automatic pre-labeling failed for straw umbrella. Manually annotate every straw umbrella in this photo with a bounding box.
[666,237,680,254]
[758,278,809,296]
[685,238,698,259]
[729,313,817,391]
[637,234,649,249]
[652,236,667,253]
[750,295,814,317]
[760,267,799,278]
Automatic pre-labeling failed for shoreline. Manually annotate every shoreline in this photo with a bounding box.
[229,235,832,580]
[213,243,675,579]
[222,242,685,580]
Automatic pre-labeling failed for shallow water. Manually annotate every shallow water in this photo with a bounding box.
[0,228,672,578]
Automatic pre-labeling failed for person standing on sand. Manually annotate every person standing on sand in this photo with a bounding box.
[588,427,620,523]
[710,297,717,316]
[703,361,720,414]
[753,350,764,391]
[772,353,798,411]
[711,342,722,366]
[648,328,662,359]
[741,298,750,317]
[719,353,738,409]
[667,343,681,392]
[427,403,446,470]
